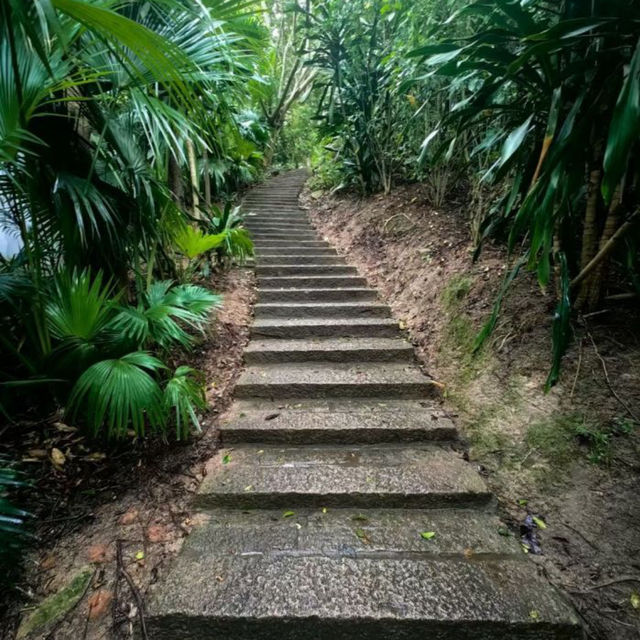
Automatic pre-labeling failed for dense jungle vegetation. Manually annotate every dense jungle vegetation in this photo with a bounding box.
[1,0,639,600]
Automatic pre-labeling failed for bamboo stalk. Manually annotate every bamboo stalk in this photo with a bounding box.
[571,210,639,290]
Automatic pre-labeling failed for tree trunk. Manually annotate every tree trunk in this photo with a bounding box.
[186,139,200,219]
[203,148,211,209]
[575,137,604,309]
[168,152,184,207]
[586,183,624,308]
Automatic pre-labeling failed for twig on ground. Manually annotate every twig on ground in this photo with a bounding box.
[561,521,599,551]
[585,328,640,423]
[584,575,640,591]
[116,540,149,640]
[570,338,583,399]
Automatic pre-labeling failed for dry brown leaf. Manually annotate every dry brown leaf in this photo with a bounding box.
[87,589,113,620]
[119,508,139,526]
[50,448,66,466]
[87,544,110,564]
[147,523,169,543]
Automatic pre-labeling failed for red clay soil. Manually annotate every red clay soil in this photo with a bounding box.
[304,183,640,640]
[1,267,256,640]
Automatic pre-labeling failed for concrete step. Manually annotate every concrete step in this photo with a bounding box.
[258,255,345,265]
[221,406,456,443]
[258,288,377,303]
[245,337,412,363]
[254,303,389,319]
[195,444,492,509]
[258,275,368,288]
[235,362,437,398]
[251,317,399,339]
[256,265,358,277]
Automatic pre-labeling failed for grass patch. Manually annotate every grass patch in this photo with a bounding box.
[441,274,473,312]
[439,274,486,384]
[526,415,582,466]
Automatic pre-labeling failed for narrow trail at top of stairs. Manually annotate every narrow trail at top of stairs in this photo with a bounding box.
[147,170,582,639]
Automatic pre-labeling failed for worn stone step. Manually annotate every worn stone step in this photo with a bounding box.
[258,275,368,288]
[247,225,314,233]
[254,303,389,319]
[149,555,579,639]
[251,317,399,339]
[258,287,377,303]
[252,233,319,241]
[221,406,456,443]
[245,337,411,363]
[244,209,304,215]
[235,362,436,398]
[242,202,306,214]
[255,240,329,248]
[257,245,336,254]
[249,224,312,232]
[258,255,345,265]
[245,213,308,220]
[256,265,358,277]
[195,444,492,509]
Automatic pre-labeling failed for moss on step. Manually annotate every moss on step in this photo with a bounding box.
[17,567,93,639]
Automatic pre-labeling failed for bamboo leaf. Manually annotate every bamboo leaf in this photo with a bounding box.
[602,39,640,204]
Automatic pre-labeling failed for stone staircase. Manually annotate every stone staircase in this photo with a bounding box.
[147,171,581,639]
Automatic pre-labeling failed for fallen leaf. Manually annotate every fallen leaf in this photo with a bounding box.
[119,508,139,526]
[222,453,231,464]
[532,516,547,530]
[51,448,66,466]
[265,413,280,421]
[135,550,145,561]
[88,590,112,620]
[28,449,47,459]
[420,531,436,540]
[529,610,540,621]
[517,499,528,507]
[355,528,371,544]
[147,524,168,543]
[283,511,295,518]
[631,592,640,610]
[321,507,328,514]
[463,547,474,559]
[87,544,109,564]
[53,422,77,433]
[40,553,57,570]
